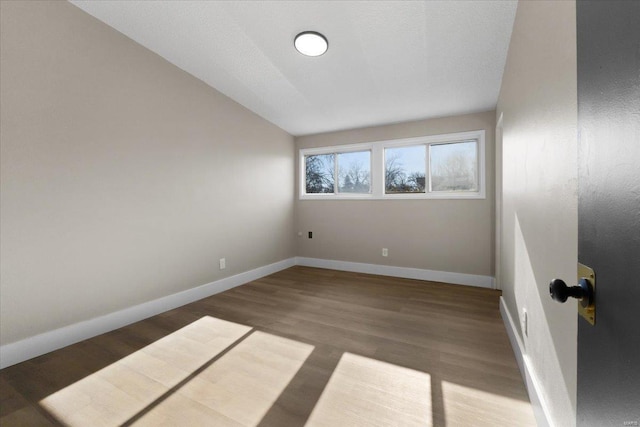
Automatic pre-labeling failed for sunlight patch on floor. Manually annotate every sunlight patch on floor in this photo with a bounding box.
[39,316,252,426]
[305,352,432,427]
[442,380,536,426]
[135,331,314,426]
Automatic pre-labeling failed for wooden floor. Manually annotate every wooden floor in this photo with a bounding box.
[0,266,536,426]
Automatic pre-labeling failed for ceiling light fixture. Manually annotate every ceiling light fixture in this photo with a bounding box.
[294,31,328,57]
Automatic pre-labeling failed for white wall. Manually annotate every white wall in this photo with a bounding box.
[0,1,295,346]
[497,1,578,426]
[295,111,495,277]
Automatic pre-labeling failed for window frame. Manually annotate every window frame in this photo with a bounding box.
[299,130,485,200]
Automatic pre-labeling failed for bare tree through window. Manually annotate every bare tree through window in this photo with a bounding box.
[430,141,477,191]
[305,154,334,193]
[385,146,426,193]
[338,151,370,193]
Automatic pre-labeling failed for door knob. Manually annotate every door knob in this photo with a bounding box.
[549,278,593,307]
[549,264,596,325]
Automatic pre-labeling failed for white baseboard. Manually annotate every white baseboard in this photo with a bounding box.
[0,258,295,369]
[296,257,495,289]
[500,297,553,427]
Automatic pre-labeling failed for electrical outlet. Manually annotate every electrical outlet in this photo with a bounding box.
[219,258,226,270]
[382,248,388,257]
[308,231,313,239]
[522,308,528,337]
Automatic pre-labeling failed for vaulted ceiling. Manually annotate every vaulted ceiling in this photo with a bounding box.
[70,1,517,136]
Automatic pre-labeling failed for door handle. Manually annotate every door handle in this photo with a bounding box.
[549,263,596,325]
[549,278,593,305]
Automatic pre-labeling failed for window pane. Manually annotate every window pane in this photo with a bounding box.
[430,140,478,192]
[385,145,426,193]
[305,154,334,193]
[338,151,371,193]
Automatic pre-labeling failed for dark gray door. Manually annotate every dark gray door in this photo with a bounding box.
[576,1,640,425]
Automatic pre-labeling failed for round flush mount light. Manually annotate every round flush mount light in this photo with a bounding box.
[294,31,328,57]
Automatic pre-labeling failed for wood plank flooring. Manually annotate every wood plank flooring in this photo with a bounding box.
[0,266,535,426]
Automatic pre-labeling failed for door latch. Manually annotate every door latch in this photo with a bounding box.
[577,263,596,325]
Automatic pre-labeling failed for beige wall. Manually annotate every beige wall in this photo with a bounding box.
[0,1,295,345]
[497,1,577,426]
[295,111,495,277]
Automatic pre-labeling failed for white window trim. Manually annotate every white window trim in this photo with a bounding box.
[299,130,485,200]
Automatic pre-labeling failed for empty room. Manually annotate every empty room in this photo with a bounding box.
[1,1,638,426]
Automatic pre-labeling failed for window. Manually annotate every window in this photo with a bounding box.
[305,153,334,194]
[303,149,371,195]
[384,145,426,194]
[337,151,371,193]
[429,140,478,192]
[300,130,485,200]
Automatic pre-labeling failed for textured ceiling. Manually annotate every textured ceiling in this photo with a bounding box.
[69,1,517,136]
